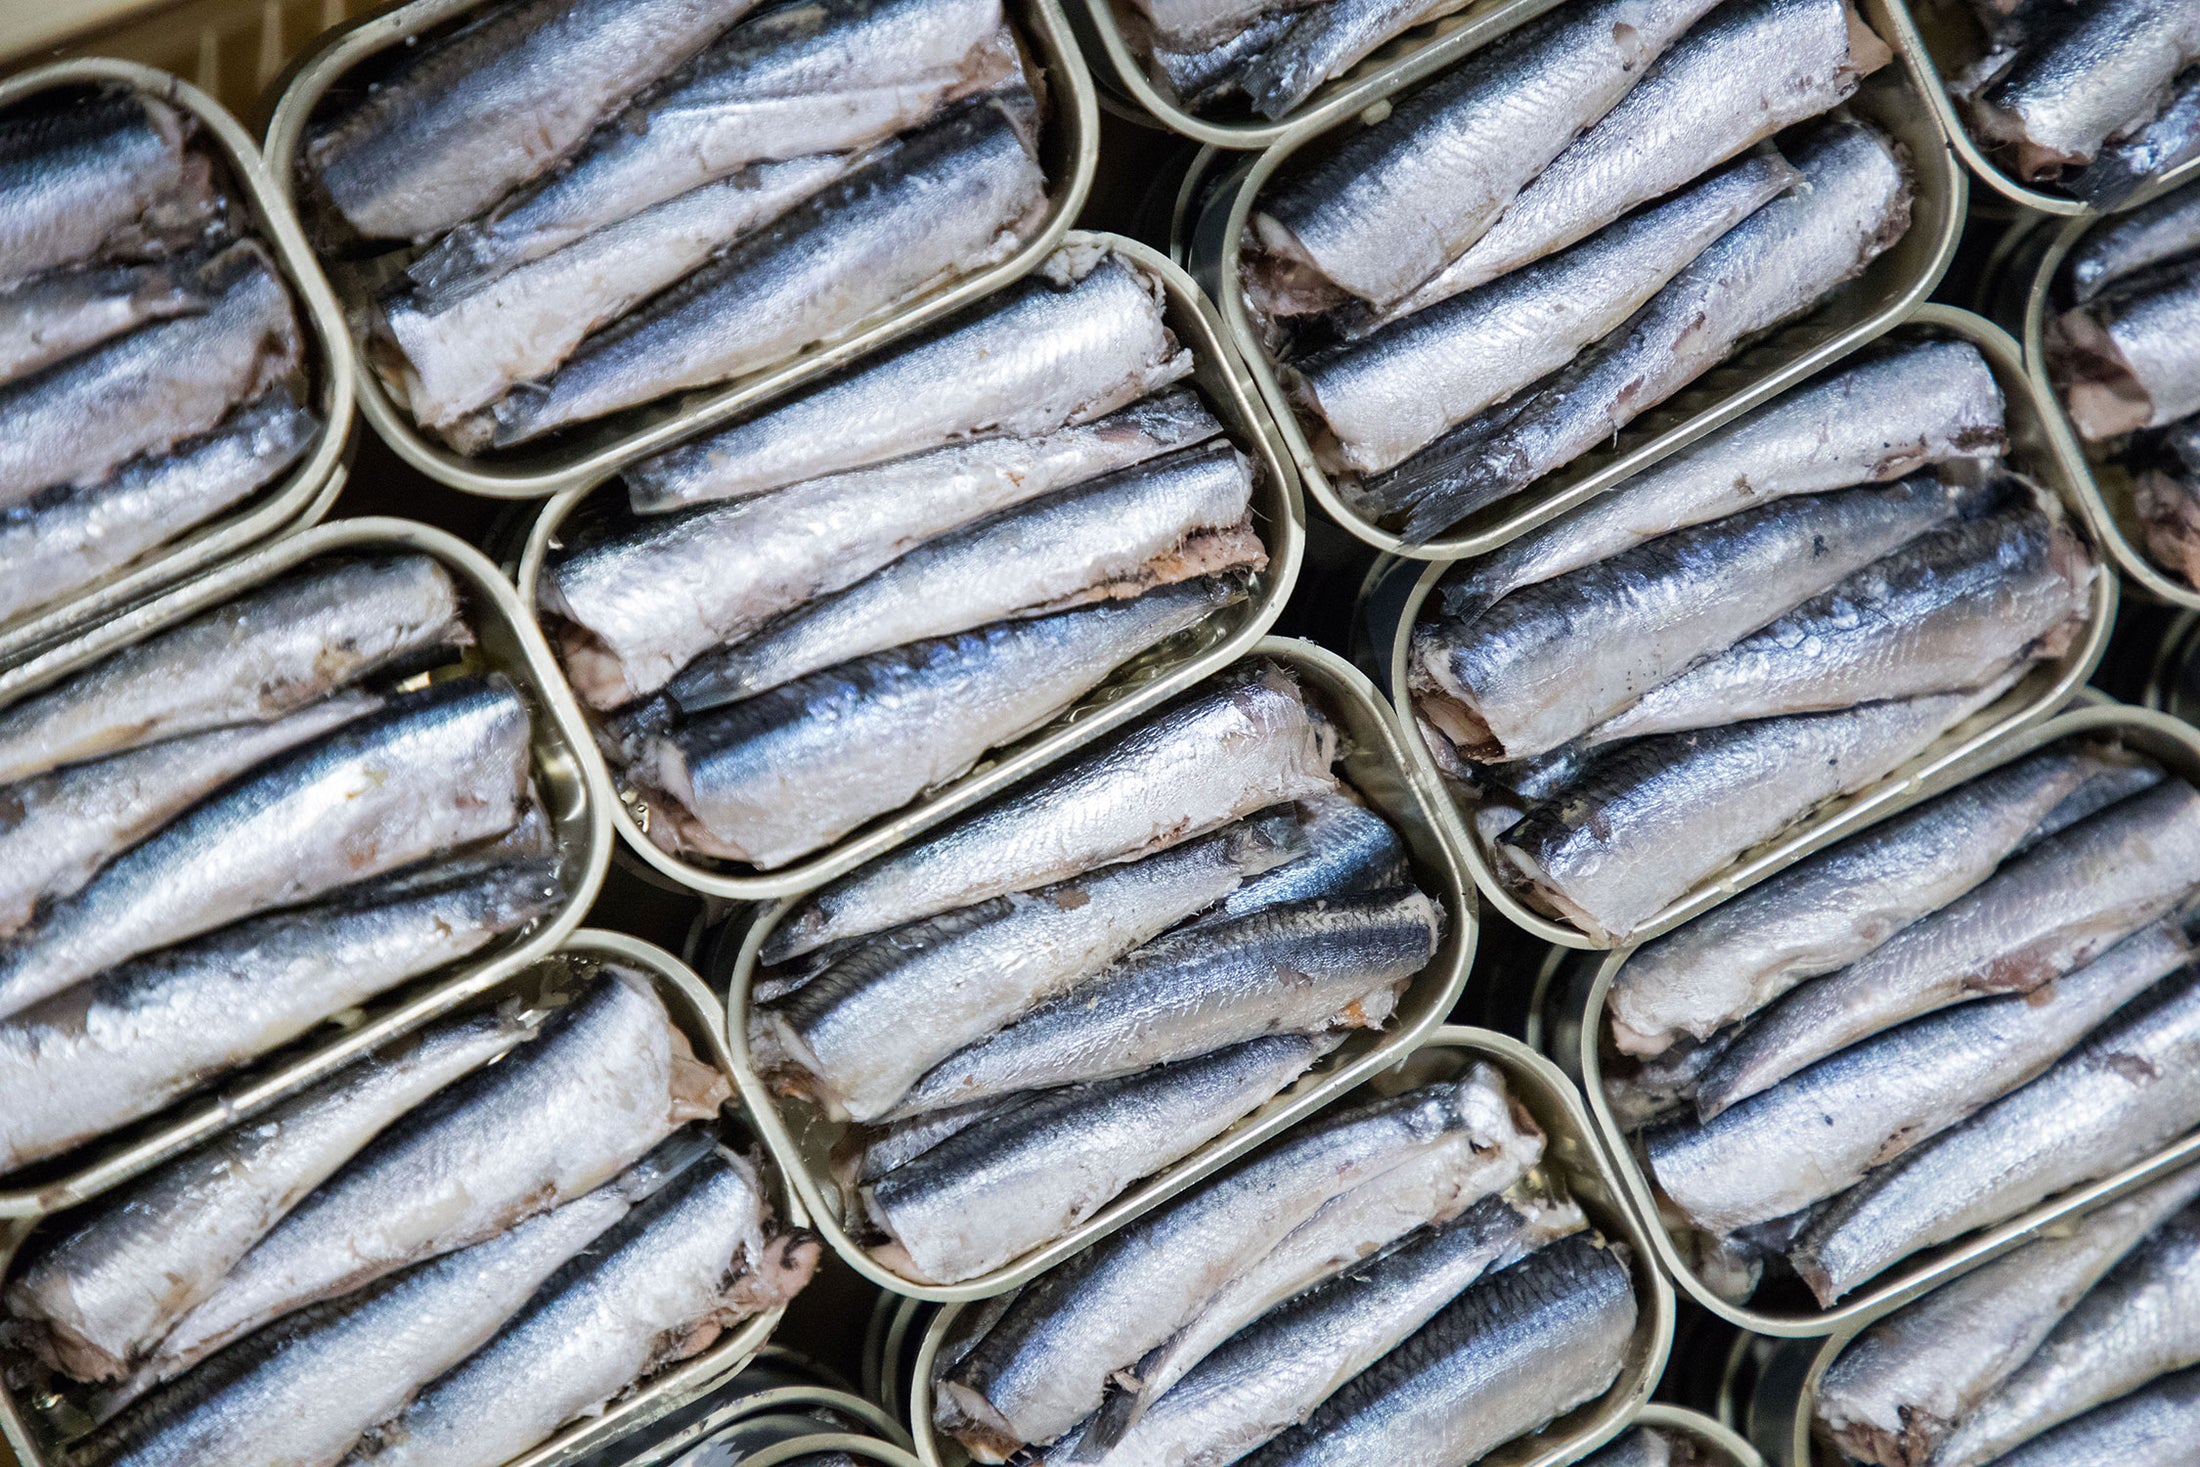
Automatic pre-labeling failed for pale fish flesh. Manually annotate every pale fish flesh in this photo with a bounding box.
[0,257,202,387]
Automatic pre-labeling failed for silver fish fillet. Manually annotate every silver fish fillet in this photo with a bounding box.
[459,100,1048,451]
[864,1034,1337,1285]
[2052,263,2200,437]
[1971,0,2200,179]
[1365,0,1884,327]
[755,814,1306,1122]
[1695,777,2200,1117]
[0,861,563,1176]
[1790,966,2200,1303]
[407,0,1020,295]
[1605,741,2149,1056]
[128,967,730,1392]
[0,91,221,291]
[623,250,1190,510]
[1236,0,1473,120]
[1296,152,1797,477]
[1236,1231,1637,1467]
[2067,68,2200,206]
[1152,12,1299,110]
[0,677,530,1023]
[1409,476,1959,763]
[1816,1162,2200,1467]
[893,888,1441,1115]
[1244,0,1726,312]
[661,440,1263,708]
[1498,678,2017,943]
[303,0,746,242]
[632,579,1239,868]
[5,1006,537,1381]
[0,243,301,510]
[2068,177,2200,301]
[1433,341,2007,621]
[1129,0,1315,53]
[842,1094,1032,1185]
[0,390,320,629]
[0,552,466,786]
[0,257,202,387]
[1188,788,1408,928]
[1982,1366,2200,1467]
[767,664,1339,960]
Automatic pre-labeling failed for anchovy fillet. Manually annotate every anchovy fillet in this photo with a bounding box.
[1983,1366,2200,1467]
[0,258,202,387]
[1237,0,1474,120]
[2069,180,2200,302]
[1192,789,1408,927]
[2066,69,2200,206]
[1971,0,2200,180]
[0,92,221,290]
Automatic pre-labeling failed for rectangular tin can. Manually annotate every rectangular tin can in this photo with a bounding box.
[260,0,1100,501]
[511,232,1305,901]
[0,515,614,1219]
[715,635,1476,1301]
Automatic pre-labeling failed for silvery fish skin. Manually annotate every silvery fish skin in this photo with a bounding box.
[0,677,530,1024]
[0,390,320,629]
[864,1033,1338,1285]
[0,92,221,291]
[2068,178,2200,301]
[1073,1195,1585,1467]
[1984,1366,2200,1467]
[303,0,746,242]
[1408,476,1959,764]
[1790,966,2200,1304]
[5,1008,537,1381]
[1498,678,2018,943]
[767,665,1338,961]
[0,861,563,1176]
[661,441,1263,708]
[1244,0,1726,313]
[0,243,300,510]
[461,100,1048,451]
[0,258,202,387]
[844,1094,1031,1184]
[1237,1231,1637,1467]
[936,1064,1541,1448]
[1188,788,1407,928]
[1602,1034,1731,1130]
[1649,919,2193,1235]
[1235,0,1473,121]
[2137,467,2200,587]
[1605,742,2147,1057]
[1296,153,1798,478]
[408,0,1019,296]
[1434,341,2007,622]
[1695,778,2200,1118]
[893,888,1442,1115]
[1371,118,1912,542]
[128,967,730,1393]
[349,1146,818,1467]
[1364,0,1882,327]
[755,815,1307,1122]
[1816,1163,2200,1467]
[1583,496,2096,745]
[623,251,1191,511]
[0,689,375,939]
[1153,12,1298,109]
[1935,1198,2200,1467]
[1971,0,2200,179]
[1132,0,1314,53]
[546,390,1220,709]
[632,580,1240,868]
[2053,263,2200,438]
[0,552,466,786]
[379,153,853,428]
[2067,70,2200,206]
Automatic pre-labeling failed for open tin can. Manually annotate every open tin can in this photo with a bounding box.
[1181,0,1966,562]
[715,636,1475,1301]
[261,0,1099,501]
[0,58,354,671]
[1533,702,2200,1336]
[1361,305,2115,951]
[901,1025,1675,1467]
[511,233,1305,901]
[0,929,802,1467]
[0,516,613,1219]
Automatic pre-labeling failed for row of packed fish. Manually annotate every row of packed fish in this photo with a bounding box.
[1602,732,2200,1309]
[1406,336,2097,943]
[538,245,1267,873]
[1817,1159,2200,1466]
[0,83,319,631]
[929,1060,1639,1467]
[1944,0,2200,204]
[1124,0,1464,120]
[2045,175,2200,590]
[747,659,1446,1285]
[1240,0,1912,542]
[299,0,1051,455]
[0,553,582,1179]
[0,958,820,1467]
